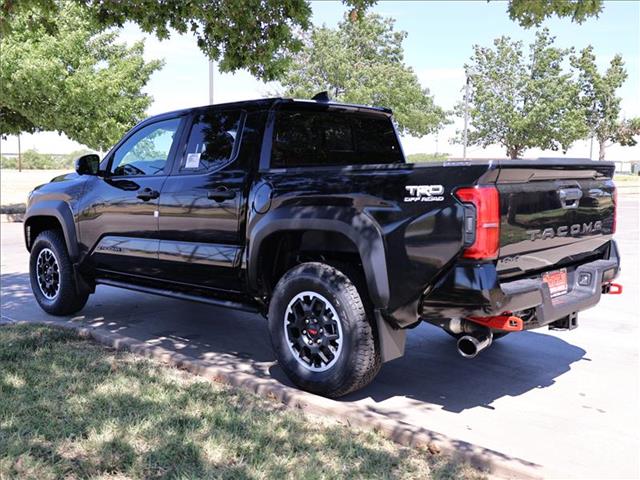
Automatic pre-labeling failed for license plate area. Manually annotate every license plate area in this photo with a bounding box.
[543,268,568,298]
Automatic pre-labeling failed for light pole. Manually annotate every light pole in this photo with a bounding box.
[462,75,471,160]
[17,134,22,172]
[208,60,214,105]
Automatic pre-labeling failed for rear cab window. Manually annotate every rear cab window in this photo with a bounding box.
[270,107,404,168]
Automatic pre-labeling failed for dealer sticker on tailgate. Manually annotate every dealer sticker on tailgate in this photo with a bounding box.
[543,268,568,298]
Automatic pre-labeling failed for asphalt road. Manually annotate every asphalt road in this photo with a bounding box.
[2,196,638,479]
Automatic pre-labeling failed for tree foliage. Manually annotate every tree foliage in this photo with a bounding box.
[507,0,603,28]
[0,1,162,150]
[0,0,610,79]
[571,47,632,159]
[0,0,374,81]
[278,13,447,137]
[612,118,640,149]
[458,29,588,158]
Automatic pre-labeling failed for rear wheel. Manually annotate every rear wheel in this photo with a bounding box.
[268,262,381,398]
[29,230,89,315]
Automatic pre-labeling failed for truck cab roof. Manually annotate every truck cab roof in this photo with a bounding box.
[144,97,393,125]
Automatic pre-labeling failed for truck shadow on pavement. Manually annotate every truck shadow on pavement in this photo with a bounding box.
[2,272,586,414]
[339,323,587,413]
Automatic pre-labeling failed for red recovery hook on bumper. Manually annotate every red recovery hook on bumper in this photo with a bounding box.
[467,314,524,332]
[603,283,623,294]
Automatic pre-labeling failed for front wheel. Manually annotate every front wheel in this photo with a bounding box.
[268,262,381,398]
[29,230,89,315]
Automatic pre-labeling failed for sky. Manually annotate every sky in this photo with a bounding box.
[2,0,639,161]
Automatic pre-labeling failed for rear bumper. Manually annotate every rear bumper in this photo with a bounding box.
[420,240,620,329]
[499,256,619,329]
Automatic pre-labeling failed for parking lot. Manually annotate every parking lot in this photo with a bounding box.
[1,196,638,479]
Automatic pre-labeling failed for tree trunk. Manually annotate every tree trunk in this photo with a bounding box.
[598,140,606,160]
[507,146,521,159]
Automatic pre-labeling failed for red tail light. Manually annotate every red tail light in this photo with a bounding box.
[612,185,617,234]
[455,186,500,260]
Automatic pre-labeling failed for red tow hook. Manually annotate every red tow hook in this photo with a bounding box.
[466,313,524,332]
[603,283,623,295]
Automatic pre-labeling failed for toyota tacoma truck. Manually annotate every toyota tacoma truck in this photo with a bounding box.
[25,96,621,397]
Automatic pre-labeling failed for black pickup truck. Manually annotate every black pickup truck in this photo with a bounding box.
[25,97,621,397]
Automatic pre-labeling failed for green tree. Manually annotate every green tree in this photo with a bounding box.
[507,0,603,28]
[0,1,162,150]
[571,47,633,160]
[278,13,447,136]
[458,29,588,159]
[612,118,640,149]
[0,0,606,81]
[0,0,375,81]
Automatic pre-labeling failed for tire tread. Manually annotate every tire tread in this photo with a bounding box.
[30,229,89,316]
[270,262,381,398]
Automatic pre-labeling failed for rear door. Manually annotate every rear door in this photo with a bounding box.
[156,107,251,292]
[495,160,616,279]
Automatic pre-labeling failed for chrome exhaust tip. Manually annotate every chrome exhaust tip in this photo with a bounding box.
[457,331,492,359]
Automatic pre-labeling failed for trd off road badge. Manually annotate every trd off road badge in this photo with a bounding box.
[404,185,445,202]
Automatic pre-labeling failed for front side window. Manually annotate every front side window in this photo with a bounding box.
[271,109,404,168]
[179,109,243,173]
[110,118,181,176]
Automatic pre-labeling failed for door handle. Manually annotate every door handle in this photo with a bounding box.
[137,188,160,201]
[558,188,582,209]
[207,188,236,202]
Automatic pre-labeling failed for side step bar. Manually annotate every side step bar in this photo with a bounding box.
[96,279,260,313]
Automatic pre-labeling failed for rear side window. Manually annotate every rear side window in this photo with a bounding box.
[179,109,243,173]
[271,110,403,168]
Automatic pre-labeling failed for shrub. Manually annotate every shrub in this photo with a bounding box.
[407,152,450,163]
[0,150,94,169]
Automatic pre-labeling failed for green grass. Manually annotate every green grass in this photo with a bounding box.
[0,324,485,480]
[406,153,449,163]
[613,174,640,184]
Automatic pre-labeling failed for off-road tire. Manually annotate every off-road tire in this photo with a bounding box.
[268,262,381,398]
[29,230,89,315]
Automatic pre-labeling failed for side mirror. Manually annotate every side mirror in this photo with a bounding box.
[75,154,100,175]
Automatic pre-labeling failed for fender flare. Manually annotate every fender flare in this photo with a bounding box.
[248,207,390,309]
[24,201,80,261]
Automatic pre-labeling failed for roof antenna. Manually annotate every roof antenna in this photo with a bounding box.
[312,91,330,102]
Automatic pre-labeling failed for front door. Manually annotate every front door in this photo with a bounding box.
[78,116,184,278]
[156,107,249,292]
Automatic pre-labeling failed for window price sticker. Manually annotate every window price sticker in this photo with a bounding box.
[185,153,201,169]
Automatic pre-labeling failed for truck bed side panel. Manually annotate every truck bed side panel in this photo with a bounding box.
[250,162,494,317]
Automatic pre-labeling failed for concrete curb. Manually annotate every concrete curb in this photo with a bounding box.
[2,318,544,479]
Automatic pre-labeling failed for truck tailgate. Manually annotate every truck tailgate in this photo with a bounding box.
[495,160,616,279]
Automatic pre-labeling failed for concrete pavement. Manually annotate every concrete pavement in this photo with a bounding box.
[2,196,639,479]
